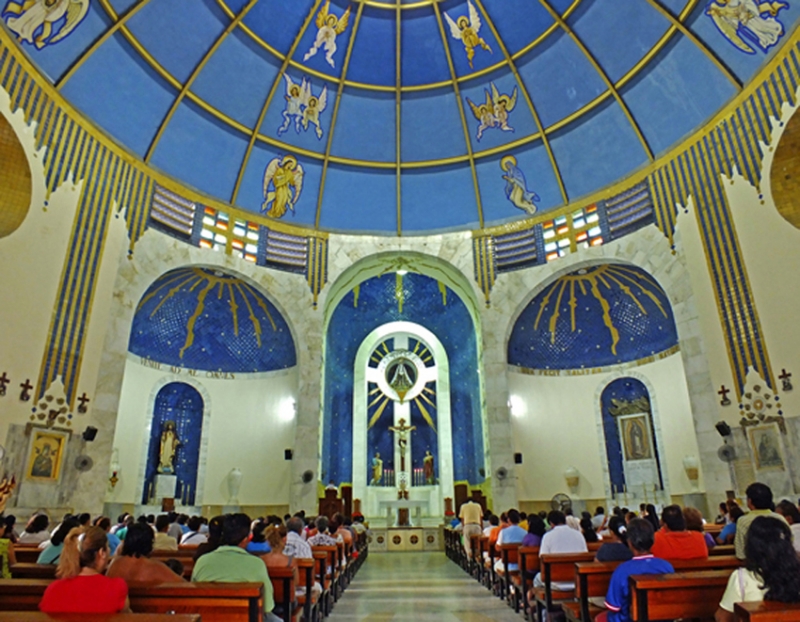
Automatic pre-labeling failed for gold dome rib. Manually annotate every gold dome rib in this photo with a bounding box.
[474,0,568,204]
[314,2,367,228]
[539,0,654,161]
[144,0,258,163]
[432,1,484,228]
[230,0,326,205]
[56,0,154,89]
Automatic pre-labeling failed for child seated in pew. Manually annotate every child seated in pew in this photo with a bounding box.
[596,519,673,622]
[715,516,800,622]
[595,516,633,563]
[39,526,130,614]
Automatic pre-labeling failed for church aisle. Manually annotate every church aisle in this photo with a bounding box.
[328,552,523,622]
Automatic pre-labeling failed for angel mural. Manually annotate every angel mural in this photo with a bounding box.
[303,0,351,69]
[444,0,492,69]
[706,0,788,53]
[2,0,88,49]
[262,155,305,219]
[501,155,539,215]
[277,75,329,139]
[467,82,518,140]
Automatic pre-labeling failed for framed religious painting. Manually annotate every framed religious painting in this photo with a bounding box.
[25,427,68,482]
[619,414,653,461]
[748,424,785,471]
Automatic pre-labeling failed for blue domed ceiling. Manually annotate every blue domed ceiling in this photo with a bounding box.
[130,266,296,372]
[4,0,798,234]
[508,263,678,369]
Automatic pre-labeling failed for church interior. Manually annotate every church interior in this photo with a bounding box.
[1,0,800,551]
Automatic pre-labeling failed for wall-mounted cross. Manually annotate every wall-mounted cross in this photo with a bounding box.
[19,379,32,402]
[779,369,793,392]
[718,385,732,406]
[0,373,8,396]
[77,393,90,413]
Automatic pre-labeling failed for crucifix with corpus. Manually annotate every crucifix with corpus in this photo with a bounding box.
[388,418,416,500]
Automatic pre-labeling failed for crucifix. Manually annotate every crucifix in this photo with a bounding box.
[718,385,731,407]
[77,393,90,413]
[389,418,416,472]
[779,369,793,392]
[0,373,8,396]
[19,379,33,402]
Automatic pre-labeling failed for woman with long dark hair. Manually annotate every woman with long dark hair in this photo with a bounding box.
[643,504,659,533]
[715,516,800,622]
[596,515,633,562]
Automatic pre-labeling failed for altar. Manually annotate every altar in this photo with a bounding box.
[378,499,430,527]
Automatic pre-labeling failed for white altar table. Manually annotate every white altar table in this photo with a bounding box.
[378,499,430,526]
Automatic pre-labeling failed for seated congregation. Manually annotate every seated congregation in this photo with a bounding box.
[446,482,800,622]
[0,508,368,622]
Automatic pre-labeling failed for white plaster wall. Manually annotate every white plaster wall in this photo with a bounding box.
[508,353,701,501]
[107,357,298,507]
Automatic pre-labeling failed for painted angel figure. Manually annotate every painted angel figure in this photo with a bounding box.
[301,83,328,139]
[706,0,788,53]
[278,75,308,136]
[303,0,351,68]
[262,155,304,219]
[466,90,497,141]
[3,0,89,50]
[501,155,539,215]
[491,82,517,133]
[444,0,492,69]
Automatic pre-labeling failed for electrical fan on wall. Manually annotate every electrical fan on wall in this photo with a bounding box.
[551,493,572,513]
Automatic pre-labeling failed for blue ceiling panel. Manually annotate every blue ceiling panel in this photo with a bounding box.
[319,166,396,232]
[346,7,395,87]
[481,0,555,56]
[126,0,227,83]
[549,0,577,15]
[401,88,466,161]
[259,68,335,154]
[686,1,800,85]
[108,0,138,14]
[550,100,649,200]
[191,30,278,130]
[401,164,479,232]
[61,33,175,157]
[290,0,354,81]
[476,142,563,226]
[401,8,450,86]
[241,0,315,56]
[622,36,738,156]
[22,2,110,83]
[440,0,502,78]
[331,89,396,162]
[517,30,607,128]
[460,69,539,153]
[568,0,671,83]
[150,101,248,202]
[234,143,322,228]
[659,0,691,14]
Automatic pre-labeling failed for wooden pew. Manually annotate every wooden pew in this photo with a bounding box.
[11,560,194,581]
[0,614,200,622]
[564,556,743,622]
[712,544,736,556]
[534,552,596,622]
[735,601,800,622]
[0,579,264,622]
[629,570,730,622]
[296,557,319,622]
[497,543,520,610]
[268,565,299,622]
[13,548,41,565]
[517,546,540,622]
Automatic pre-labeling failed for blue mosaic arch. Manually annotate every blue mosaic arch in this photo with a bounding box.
[508,263,679,370]
[129,266,296,373]
[322,272,484,486]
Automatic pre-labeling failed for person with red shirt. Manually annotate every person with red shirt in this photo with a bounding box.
[40,526,129,614]
[651,505,708,560]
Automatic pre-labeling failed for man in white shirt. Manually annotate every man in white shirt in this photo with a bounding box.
[284,517,313,559]
[534,510,588,589]
[591,506,606,531]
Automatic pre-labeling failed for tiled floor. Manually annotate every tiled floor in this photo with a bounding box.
[328,552,523,622]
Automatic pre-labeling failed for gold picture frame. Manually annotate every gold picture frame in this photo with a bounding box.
[25,428,68,482]
[620,414,653,461]
[748,424,785,471]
